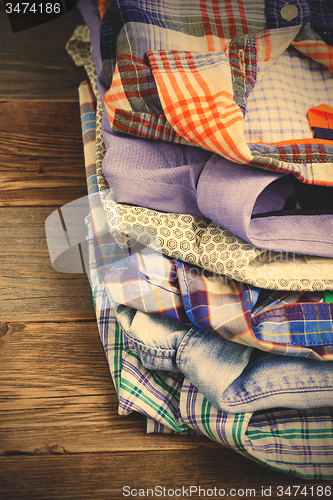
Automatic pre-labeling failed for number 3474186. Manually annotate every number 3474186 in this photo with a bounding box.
[277,485,332,497]
[5,3,61,14]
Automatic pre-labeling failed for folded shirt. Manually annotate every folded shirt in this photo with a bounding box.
[112,301,333,414]
[101,128,333,256]
[88,193,333,360]
[100,0,333,178]
[102,189,333,291]
[58,23,333,361]
[95,0,333,256]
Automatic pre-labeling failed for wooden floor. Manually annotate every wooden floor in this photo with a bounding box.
[0,7,330,500]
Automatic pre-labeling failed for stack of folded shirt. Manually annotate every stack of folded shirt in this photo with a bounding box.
[62,0,333,478]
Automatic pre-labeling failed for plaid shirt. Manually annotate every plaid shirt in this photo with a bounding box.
[73,35,333,479]
[100,0,333,185]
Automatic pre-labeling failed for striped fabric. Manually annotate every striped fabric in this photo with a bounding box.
[100,0,266,145]
[97,235,333,359]
[100,0,333,185]
[97,0,108,19]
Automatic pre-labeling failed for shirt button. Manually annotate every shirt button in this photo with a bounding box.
[280,3,299,21]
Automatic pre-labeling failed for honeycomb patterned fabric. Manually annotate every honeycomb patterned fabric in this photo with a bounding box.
[101,191,333,292]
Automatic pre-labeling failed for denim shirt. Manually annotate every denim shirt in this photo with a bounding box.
[112,302,333,413]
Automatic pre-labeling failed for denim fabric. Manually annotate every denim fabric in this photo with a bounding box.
[115,305,190,372]
[115,304,333,413]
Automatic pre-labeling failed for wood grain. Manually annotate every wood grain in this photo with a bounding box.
[0,101,88,206]
[0,208,95,321]
[0,7,87,100]
[0,451,325,500]
[0,321,220,455]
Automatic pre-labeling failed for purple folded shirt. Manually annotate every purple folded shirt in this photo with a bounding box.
[102,130,333,256]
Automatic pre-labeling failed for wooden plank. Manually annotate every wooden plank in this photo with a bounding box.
[0,321,220,454]
[0,397,221,455]
[0,7,87,100]
[0,452,325,500]
[0,101,88,206]
[0,322,113,401]
[0,208,95,321]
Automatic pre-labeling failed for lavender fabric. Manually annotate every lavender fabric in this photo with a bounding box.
[102,135,333,257]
